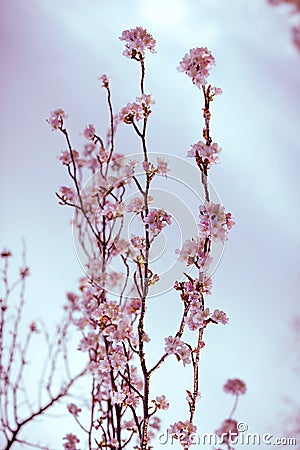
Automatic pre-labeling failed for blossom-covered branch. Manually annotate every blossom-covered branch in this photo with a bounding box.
[48,26,245,450]
[0,248,86,450]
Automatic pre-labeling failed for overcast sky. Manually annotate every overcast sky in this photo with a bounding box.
[1,1,300,449]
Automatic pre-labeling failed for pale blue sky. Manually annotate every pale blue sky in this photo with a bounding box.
[1,0,300,448]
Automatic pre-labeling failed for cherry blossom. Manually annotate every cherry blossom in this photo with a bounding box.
[212,309,229,325]
[102,201,124,220]
[63,433,80,450]
[47,27,244,450]
[98,359,111,374]
[126,195,153,213]
[112,391,126,405]
[144,209,172,236]
[67,403,82,417]
[156,157,170,176]
[47,108,66,130]
[98,73,110,88]
[223,378,247,395]
[119,94,155,123]
[187,140,221,167]
[178,47,215,87]
[119,26,156,59]
[215,419,239,443]
[59,149,82,166]
[169,420,197,448]
[176,237,212,269]
[199,201,234,243]
[210,86,223,97]
[82,124,95,141]
[59,186,76,203]
[153,395,169,410]
[164,336,191,366]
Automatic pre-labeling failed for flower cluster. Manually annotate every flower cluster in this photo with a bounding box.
[164,336,191,366]
[67,403,82,417]
[152,395,170,411]
[59,186,76,203]
[82,124,95,141]
[63,434,80,450]
[178,47,215,87]
[47,108,66,130]
[47,26,244,450]
[142,157,170,177]
[59,149,83,167]
[119,93,155,123]
[99,73,110,89]
[176,237,212,269]
[216,419,239,442]
[144,208,172,237]
[126,195,153,213]
[223,378,247,396]
[199,202,235,243]
[119,26,156,59]
[169,421,197,448]
[187,140,221,167]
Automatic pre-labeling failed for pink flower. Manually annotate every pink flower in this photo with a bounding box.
[109,346,127,370]
[223,378,247,396]
[212,309,229,325]
[47,108,66,130]
[59,149,81,166]
[119,101,143,123]
[136,93,155,108]
[98,74,110,88]
[98,358,110,373]
[123,159,138,178]
[178,47,215,87]
[169,421,197,448]
[188,141,221,167]
[216,419,238,442]
[82,124,95,141]
[126,195,153,213]
[199,202,234,243]
[124,390,140,407]
[144,209,172,236]
[153,395,169,410]
[176,238,198,265]
[83,143,96,156]
[185,310,207,331]
[109,438,118,448]
[225,212,235,230]
[126,197,144,213]
[164,336,191,366]
[210,86,223,96]
[102,201,124,220]
[130,234,146,250]
[67,403,82,416]
[156,157,170,176]
[119,94,154,123]
[119,27,156,59]
[63,433,80,450]
[59,186,76,203]
[142,160,151,172]
[164,335,181,355]
[112,391,126,405]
